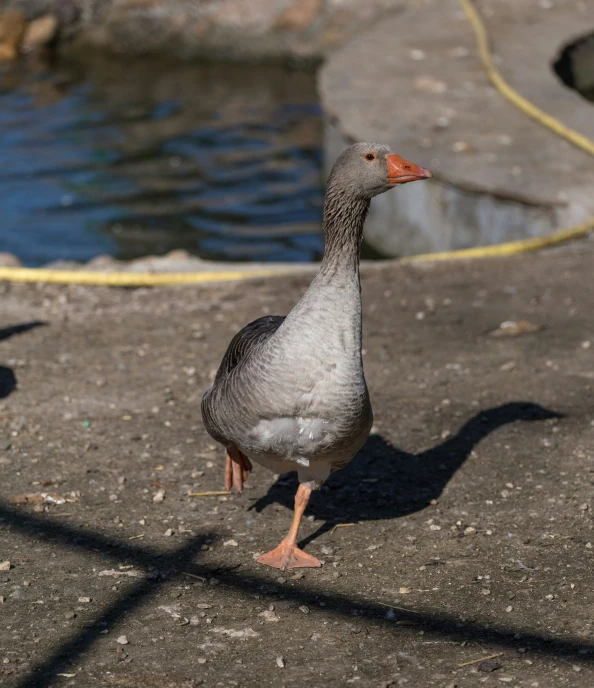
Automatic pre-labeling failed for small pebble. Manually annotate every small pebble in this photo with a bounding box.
[258,610,280,622]
[276,655,285,668]
[116,635,129,645]
[409,48,426,60]
[64,611,77,620]
[299,606,310,614]
[478,660,502,672]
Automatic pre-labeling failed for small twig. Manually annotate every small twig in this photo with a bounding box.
[377,601,419,614]
[331,523,356,534]
[128,534,145,540]
[182,571,207,581]
[151,481,172,489]
[188,491,231,497]
[457,652,504,668]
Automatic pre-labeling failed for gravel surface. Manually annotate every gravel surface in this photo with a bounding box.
[1,245,594,686]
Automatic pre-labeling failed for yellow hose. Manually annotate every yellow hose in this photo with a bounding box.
[0,267,284,287]
[401,217,594,264]
[460,0,594,157]
[0,0,592,285]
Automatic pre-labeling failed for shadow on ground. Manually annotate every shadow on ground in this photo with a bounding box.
[2,401,585,688]
[0,366,16,399]
[250,402,562,546]
[0,322,47,400]
[0,322,46,343]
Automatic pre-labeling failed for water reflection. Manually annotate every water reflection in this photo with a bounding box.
[0,55,325,266]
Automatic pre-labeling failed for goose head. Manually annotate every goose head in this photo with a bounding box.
[329,142,432,200]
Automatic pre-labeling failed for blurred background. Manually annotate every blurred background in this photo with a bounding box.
[0,0,592,268]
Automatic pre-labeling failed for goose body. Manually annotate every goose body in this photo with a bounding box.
[201,142,431,569]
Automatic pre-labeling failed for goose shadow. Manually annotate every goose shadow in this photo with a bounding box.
[0,366,16,399]
[0,321,46,342]
[0,321,46,399]
[248,402,562,547]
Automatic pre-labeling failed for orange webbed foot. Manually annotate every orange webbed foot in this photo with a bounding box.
[256,541,321,570]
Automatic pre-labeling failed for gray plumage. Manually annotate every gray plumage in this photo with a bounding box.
[201,142,428,491]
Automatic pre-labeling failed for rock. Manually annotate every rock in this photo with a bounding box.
[116,635,129,645]
[0,253,22,268]
[0,561,11,571]
[274,0,322,31]
[478,660,502,672]
[211,627,259,638]
[54,0,80,26]
[164,249,194,261]
[0,11,26,61]
[68,0,401,61]
[22,14,59,53]
[9,492,66,505]
[85,254,120,271]
[490,320,542,337]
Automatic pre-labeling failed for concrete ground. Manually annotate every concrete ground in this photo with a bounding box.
[1,242,594,687]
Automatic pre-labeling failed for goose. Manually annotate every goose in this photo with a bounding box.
[201,142,431,570]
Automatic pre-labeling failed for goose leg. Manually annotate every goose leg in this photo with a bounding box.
[224,446,252,493]
[257,484,321,570]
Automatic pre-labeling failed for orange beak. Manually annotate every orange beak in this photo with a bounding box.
[386,154,432,184]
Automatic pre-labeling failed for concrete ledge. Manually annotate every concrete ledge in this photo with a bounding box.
[319,0,594,256]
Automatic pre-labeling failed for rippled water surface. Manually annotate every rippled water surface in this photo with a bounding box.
[0,56,325,266]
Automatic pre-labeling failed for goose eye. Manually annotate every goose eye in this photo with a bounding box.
[365,153,375,161]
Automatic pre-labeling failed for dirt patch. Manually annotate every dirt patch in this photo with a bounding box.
[1,245,594,686]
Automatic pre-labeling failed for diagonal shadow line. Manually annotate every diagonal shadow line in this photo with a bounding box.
[197,567,594,660]
[0,322,47,342]
[13,534,211,688]
[0,501,196,570]
[2,500,593,688]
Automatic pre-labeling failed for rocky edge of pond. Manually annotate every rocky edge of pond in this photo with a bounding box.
[0,0,404,61]
[0,250,321,275]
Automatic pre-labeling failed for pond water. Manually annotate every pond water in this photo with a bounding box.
[0,55,328,266]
